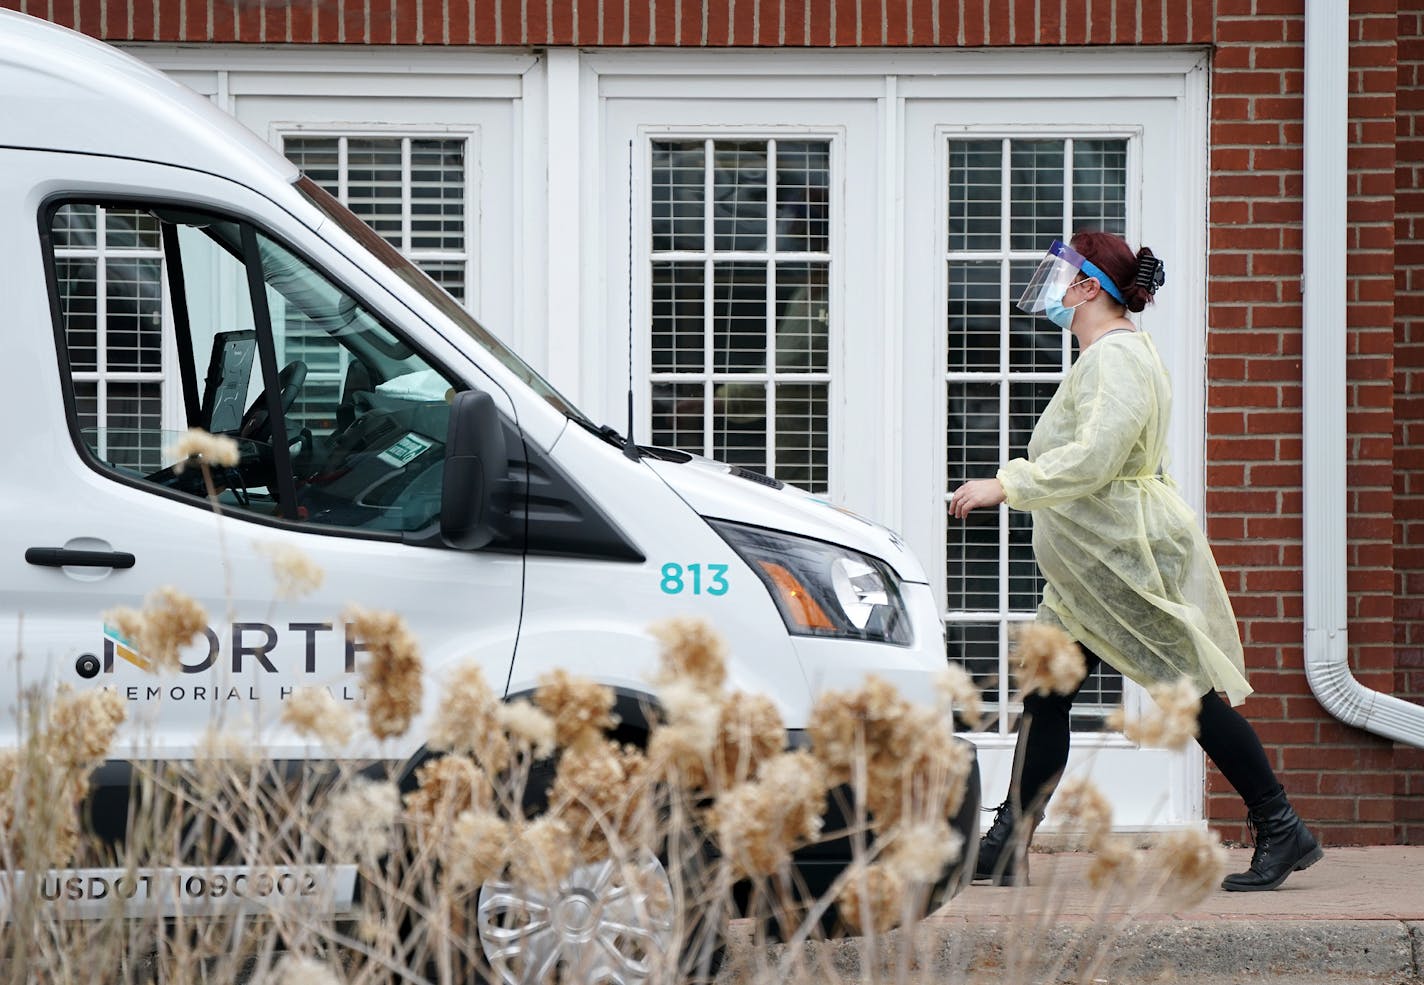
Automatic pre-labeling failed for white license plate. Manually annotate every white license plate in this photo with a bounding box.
[1,864,358,920]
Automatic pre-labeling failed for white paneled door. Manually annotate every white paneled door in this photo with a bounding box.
[900,69,1209,829]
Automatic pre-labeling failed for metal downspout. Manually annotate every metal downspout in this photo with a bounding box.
[1302,0,1424,748]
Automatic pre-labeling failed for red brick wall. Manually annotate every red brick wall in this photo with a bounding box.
[1202,3,1402,847]
[5,0,1419,844]
[1,0,1217,45]
[1397,1,1424,847]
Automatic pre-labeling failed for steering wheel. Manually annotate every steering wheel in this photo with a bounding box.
[239,360,307,442]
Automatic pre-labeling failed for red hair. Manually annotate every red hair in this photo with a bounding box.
[1070,230,1159,313]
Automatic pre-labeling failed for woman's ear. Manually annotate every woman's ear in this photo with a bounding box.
[1079,277,1104,301]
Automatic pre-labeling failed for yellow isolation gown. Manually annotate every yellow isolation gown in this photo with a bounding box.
[996,331,1252,706]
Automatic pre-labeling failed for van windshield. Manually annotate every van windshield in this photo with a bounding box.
[294,175,595,429]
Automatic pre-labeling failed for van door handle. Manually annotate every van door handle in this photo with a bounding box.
[25,547,136,569]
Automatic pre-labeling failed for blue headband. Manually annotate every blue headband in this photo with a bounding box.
[1079,259,1125,304]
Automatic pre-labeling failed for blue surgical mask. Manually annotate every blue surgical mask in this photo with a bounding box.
[1043,282,1080,330]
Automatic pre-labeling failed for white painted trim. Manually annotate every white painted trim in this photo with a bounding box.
[126,44,538,76]
[545,47,584,402]
[878,75,905,534]
[582,46,1209,78]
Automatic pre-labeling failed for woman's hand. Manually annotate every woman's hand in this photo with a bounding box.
[948,478,1006,519]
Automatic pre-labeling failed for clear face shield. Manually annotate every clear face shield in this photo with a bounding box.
[1016,239,1088,315]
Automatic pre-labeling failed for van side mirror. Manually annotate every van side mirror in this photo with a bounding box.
[440,390,508,550]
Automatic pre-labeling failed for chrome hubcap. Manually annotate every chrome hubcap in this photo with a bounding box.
[476,852,676,985]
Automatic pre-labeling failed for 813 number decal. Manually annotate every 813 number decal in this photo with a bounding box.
[660,563,729,596]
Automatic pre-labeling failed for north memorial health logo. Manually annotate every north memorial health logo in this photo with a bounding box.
[97,619,366,704]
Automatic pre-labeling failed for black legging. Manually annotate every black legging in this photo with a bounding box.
[1011,646,1281,816]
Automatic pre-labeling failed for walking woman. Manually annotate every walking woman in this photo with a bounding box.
[948,231,1322,892]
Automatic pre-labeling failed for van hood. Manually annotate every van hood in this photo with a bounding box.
[643,451,926,583]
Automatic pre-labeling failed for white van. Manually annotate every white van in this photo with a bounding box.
[0,6,979,963]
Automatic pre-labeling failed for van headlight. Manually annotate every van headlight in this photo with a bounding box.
[708,520,912,645]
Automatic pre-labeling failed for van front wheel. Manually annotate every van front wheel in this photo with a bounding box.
[475,851,677,985]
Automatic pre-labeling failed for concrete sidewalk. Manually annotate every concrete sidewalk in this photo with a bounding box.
[930,845,1424,983]
[734,846,1424,984]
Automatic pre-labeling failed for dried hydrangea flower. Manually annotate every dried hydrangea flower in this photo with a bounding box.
[649,616,728,692]
[808,676,973,832]
[534,669,616,754]
[883,819,962,884]
[1107,677,1202,750]
[443,809,511,895]
[1013,623,1087,697]
[324,778,401,861]
[166,427,240,474]
[1150,827,1227,910]
[711,691,784,789]
[707,750,827,879]
[272,955,344,985]
[936,662,984,730]
[1053,776,1114,851]
[47,685,126,770]
[495,699,557,759]
[282,687,355,748]
[403,754,493,840]
[837,863,906,934]
[345,605,423,740]
[507,815,577,893]
[257,542,324,600]
[102,586,208,674]
[1087,836,1139,889]
[427,662,510,772]
[551,739,651,859]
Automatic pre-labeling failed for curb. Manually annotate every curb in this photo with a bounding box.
[723,920,1423,983]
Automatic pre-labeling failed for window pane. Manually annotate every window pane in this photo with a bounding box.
[946,381,1001,613]
[1007,382,1057,610]
[774,263,828,373]
[56,258,98,372]
[104,381,163,473]
[1008,259,1066,372]
[652,142,705,253]
[945,622,1002,713]
[947,261,1001,373]
[104,208,161,251]
[651,261,705,374]
[418,260,465,304]
[1009,140,1065,251]
[651,382,705,451]
[52,204,97,250]
[346,138,404,246]
[775,141,830,253]
[104,257,163,373]
[712,262,767,374]
[1073,139,1128,235]
[713,385,766,473]
[284,136,340,189]
[948,139,1002,253]
[410,139,465,251]
[712,141,768,253]
[775,383,828,493]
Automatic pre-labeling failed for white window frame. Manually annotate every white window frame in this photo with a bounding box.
[643,130,840,493]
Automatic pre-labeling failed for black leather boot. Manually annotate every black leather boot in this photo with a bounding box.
[1221,788,1323,892]
[972,801,1041,886]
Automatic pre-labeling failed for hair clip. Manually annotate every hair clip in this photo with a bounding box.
[1135,256,1166,295]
